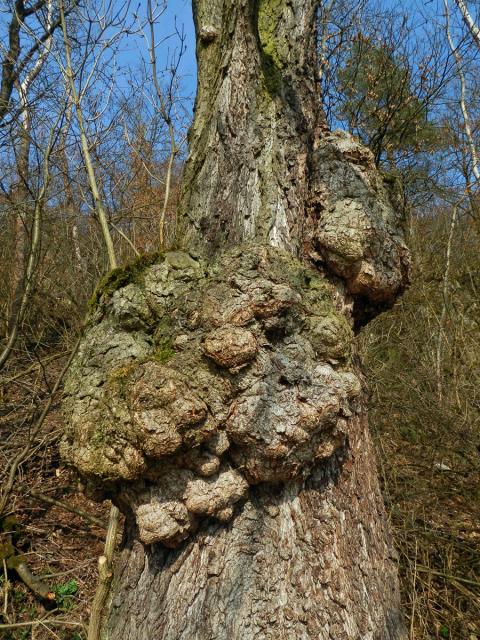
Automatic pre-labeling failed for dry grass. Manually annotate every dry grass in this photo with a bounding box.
[361,214,480,639]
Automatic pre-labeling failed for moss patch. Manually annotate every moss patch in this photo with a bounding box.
[91,426,108,447]
[106,362,138,400]
[88,252,162,313]
[257,0,285,68]
[108,363,136,384]
[256,0,286,97]
[151,338,175,364]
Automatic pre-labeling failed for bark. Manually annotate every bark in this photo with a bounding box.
[108,417,404,640]
[61,1,410,638]
[0,1,24,125]
[179,0,322,255]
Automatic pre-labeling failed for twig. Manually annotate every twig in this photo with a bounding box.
[87,505,120,640]
[409,539,418,639]
[0,351,68,386]
[29,489,105,528]
[0,336,81,517]
[2,558,9,622]
[43,558,97,579]
[0,618,85,630]
[109,221,140,257]
[416,565,480,588]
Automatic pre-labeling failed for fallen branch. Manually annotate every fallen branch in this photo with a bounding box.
[88,505,120,640]
[29,489,105,528]
[0,336,81,517]
[43,558,97,579]
[416,565,480,588]
[1,533,55,602]
[0,617,85,630]
[0,351,69,386]
[14,560,55,601]
[2,558,9,622]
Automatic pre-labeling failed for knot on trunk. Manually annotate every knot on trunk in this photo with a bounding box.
[310,130,410,323]
[62,245,363,547]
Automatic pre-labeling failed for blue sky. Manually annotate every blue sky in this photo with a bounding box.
[155,0,197,97]
[118,0,197,101]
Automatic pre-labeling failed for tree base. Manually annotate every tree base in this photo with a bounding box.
[107,417,406,640]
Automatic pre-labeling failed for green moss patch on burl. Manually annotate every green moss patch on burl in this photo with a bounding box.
[88,251,162,313]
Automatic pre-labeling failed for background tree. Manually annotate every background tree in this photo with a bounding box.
[320,2,452,209]
[337,35,441,166]
[0,0,75,365]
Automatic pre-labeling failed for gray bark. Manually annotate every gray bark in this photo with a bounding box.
[108,416,404,640]
[61,1,410,638]
[179,0,321,255]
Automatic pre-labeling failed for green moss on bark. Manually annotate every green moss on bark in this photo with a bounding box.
[256,0,287,96]
[88,252,162,312]
[152,338,175,363]
[257,0,285,68]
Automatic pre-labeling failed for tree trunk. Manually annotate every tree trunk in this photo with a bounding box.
[62,1,410,638]
[108,416,404,639]
[179,0,322,256]
[8,122,30,333]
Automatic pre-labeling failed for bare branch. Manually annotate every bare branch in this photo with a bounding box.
[454,0,480,50]
[59,0,117,270]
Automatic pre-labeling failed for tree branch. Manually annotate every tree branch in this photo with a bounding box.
[454,0,480,50]
[87,505,120,640]
[29,489,106,528]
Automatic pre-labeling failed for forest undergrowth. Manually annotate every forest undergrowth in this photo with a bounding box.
[360,214,480,640]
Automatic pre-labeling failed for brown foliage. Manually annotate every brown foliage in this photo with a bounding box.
[360,214,480,639]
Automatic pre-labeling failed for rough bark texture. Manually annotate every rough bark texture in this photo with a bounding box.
[107,418,403,640]
[61,1,410,638]
[179,0,321,255]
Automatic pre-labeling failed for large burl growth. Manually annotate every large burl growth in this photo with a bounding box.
[63,244,359,547]
[62,133,408,553]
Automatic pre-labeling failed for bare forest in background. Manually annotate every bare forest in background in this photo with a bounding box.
[0,0,479,638]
